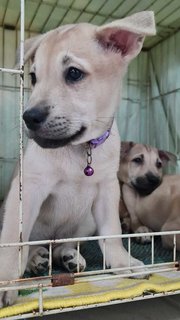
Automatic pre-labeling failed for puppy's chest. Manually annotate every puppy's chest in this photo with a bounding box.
[42,182,97,225]
[47,143,118,182]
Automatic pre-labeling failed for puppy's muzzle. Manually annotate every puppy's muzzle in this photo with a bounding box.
[23,108,49,131]
[132,172,161,196]
[23,105,86,149]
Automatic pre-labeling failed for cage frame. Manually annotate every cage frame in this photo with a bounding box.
[0,1,180,318]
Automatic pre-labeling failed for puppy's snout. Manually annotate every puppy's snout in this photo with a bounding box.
[133,172,161,196]
[23,108,49,131]
[146,172,161,187]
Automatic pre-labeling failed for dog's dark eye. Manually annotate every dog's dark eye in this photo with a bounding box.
[29,72,36,86]
[132,157,143,164]
[65,67,84,83]
[156,160,162,169]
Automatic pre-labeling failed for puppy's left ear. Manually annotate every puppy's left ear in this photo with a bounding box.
[120,141,135,161]
[158,150,177,166]
[96,11,156,62]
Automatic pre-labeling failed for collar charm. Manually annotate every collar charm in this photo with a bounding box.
[84,129,111,176]
[84,145,94,176]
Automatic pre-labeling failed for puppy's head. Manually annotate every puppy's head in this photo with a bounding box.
[119,141,177,196]
[21,12,155,148]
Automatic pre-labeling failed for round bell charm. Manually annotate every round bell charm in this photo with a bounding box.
[84,165,94,176]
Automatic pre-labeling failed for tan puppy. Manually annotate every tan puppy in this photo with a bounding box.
[118,141,179,249]
[0,13,155,306]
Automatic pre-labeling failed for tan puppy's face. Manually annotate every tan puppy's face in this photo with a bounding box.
[21,13,155,148]
[24,25,124,148]
[119,142,176,196]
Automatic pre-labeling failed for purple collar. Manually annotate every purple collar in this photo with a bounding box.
[84,129,111,176]
[89,129,111,148]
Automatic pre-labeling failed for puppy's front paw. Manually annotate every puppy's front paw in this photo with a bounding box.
[130,257,150,279]
[112,259,149,279]
[26,247,49,275]
[135,226,152,244]
[0,290,18,308]
[62,249,86,272]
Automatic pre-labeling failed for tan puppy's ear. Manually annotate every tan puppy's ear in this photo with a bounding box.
[96,11,156,61]
[158,150,177,166]
[23,34,46,64]
[15,34,46,68]
[120,141,135,161]
[15,24,75,69]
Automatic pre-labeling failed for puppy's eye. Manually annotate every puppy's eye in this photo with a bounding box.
[29,72,36,86]
[65,67,84,83]
[156,160,162,169]
[132,157,143,164]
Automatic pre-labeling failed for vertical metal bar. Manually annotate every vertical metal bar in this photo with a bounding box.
[151,235,154,265]
[38,285,44,316]
[77,241,80,273]
[128,237,131,268]
[146,54,150,145]
[18,0,25,277]
[173,234,176,262]
[103,239,106,271]
[49,242,52,276]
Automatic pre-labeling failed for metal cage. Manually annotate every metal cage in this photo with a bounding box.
[0,0,180,318]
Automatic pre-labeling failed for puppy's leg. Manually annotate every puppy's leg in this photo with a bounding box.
[53,214,96,272]
[0,175,52,307]
[119,198,131,233]
[93,179,146,275]
[122,184,142,232]
[161,220,180,250]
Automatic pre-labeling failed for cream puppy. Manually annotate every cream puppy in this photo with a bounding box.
[0,12,155,306]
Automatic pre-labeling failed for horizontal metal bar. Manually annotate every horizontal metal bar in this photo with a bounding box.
[0,230,180,248]
[0,261,177,287]
[75,261,177,278]
[0,275,51,287]
[5,290,180,320]
[75,267,178,284]
[0,262,178,290]
[0,282,51,292]
[0,67,22,74]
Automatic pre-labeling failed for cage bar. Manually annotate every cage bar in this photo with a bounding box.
[18,0,25,278]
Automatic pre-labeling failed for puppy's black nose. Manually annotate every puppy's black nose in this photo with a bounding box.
[146,172,160,187]
[23,108,49,131]
[133,172,161,196]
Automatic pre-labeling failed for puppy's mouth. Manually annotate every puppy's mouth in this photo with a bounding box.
[131,183,157,196]
[33,126,86,148]
[131,179,161,196]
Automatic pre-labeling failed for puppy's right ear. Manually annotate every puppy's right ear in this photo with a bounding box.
[120,141,135,161]
[15,34,46,68]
